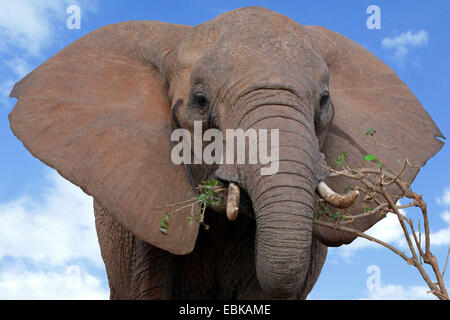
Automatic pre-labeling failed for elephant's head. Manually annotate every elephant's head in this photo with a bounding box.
[9,7,443,298]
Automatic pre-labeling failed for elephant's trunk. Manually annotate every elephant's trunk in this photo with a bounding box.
[237,94,319,298]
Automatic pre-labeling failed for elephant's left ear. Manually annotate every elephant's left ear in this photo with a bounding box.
[9,21,201,254]
[304,26,444,246]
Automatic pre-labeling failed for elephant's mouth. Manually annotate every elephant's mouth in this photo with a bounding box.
[212,175,359,298]
[210,179,255,220]
[213,178,359,222]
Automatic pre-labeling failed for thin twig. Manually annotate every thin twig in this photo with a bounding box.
[381,160,407,186]
[319,160,448,299]
[442,248,450,278]
[341,203,388,224]
[419,222,422,265]
[315,220,411,262]
[167,200,201,216]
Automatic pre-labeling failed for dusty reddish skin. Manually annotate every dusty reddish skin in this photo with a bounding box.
[8,7,443,299]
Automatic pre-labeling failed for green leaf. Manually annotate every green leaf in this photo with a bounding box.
[198,194,207,201]
[159,217,169,235]
[335,151,348,166]
[365,128,376,136]
[364,154,378,161]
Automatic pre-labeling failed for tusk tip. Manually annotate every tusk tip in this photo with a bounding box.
[317,181,360,209]
[227,207,238,221]
[226,182,240,221]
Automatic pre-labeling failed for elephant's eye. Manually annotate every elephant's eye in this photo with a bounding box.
[319,91,330,108]
[192,93,210,112]
[315,90,334,131]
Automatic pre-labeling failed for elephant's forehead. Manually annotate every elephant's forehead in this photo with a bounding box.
[177,8,311,58]
[174,7,327,84]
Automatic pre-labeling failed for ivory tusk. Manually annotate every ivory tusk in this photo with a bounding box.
[226,182,240,221]
[317,181,359,209]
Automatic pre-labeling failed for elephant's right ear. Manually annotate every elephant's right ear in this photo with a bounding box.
[304,25,444,246]
[9,21,200,255]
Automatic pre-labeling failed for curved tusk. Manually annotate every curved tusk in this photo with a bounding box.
[317,181,359,209]
[226,182,240,221]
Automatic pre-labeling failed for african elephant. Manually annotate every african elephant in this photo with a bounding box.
[8,7,443,299]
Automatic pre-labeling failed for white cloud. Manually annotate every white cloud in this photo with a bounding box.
[0,0,65,56]
[0,169,108,299]
[1,57,31,103]
[336,208,405,258]
[361,284,435,300]
[381,29,428,65]
[430,226,450,246]
[436,188,450,206]
[440,210,450,223]
[0,170,102,266]
[428,188,450,246]
[1,57,31,107]
[429,210,450,246]
[0,0,97,107]
[0,0,96,56]
[0,79,15,98]
[382,30,429,48]
[0,79,16,107]
[0,261,108,300]
[4,57,31,78]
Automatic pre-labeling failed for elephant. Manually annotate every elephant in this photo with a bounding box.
[8,7,443,299]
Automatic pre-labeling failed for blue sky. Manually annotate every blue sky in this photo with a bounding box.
[0,0,449,299]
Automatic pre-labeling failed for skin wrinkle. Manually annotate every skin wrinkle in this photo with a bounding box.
[238,96,312,127]
[229,77,306,113]
[255,243,312,256]
[255,205,314,220]
[233,134,317,173]
[248,105,316,297]
[238,102,312,130]
[171,99,183,128]
[239,104,313,130]
[236,87,305,112]
[252,170,315,190]
[243,148,317,186]
[255,197,314,213]
[248,158,316,181]
[254,188,314,203]
[248,170,315,195]
[251,175,315,206]
[211,70,264,112]
[243,115,314,141]
[253,172,314,298]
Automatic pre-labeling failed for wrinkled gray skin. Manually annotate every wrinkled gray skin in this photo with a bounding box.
[169,12,332,299]
[95,8,331,299]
